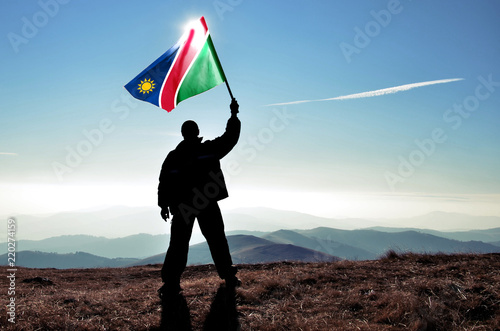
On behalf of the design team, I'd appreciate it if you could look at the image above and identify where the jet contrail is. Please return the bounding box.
[266,78,464,106]
[0,152,18,156]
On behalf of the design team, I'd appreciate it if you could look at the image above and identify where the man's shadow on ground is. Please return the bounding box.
[158,284,240,331]
[203,284,240,331]
[158,291,192,331]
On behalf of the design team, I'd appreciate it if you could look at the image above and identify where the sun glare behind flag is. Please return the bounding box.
[124,16,227,112]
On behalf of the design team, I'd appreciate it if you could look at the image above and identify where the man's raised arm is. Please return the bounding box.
[209,100,241,158]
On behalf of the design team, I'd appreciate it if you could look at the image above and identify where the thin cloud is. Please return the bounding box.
[0,152,18,156]
[266,78,464,106]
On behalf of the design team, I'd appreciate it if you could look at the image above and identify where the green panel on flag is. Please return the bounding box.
[177,35,226,105]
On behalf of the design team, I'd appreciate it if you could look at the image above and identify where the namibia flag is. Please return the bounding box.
[125,16,226,112]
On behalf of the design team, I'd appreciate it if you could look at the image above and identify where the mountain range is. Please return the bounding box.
[4,207,500,242]
[4,251,137,269]
[13,233,170,259]
[2,223,499,269]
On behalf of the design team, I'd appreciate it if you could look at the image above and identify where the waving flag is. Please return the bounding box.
[125,16,227,112]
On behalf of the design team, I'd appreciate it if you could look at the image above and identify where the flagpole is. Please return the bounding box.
[225,79,234,101]
[217,54,234,101]
[208,33,235,101]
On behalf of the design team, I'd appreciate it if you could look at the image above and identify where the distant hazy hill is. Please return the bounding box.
[367,227,500,243]
[7,206,500,242]
[7,209,500,260]
[5,206,167,240]
[232,244,338,264]
[16,234,169,259]
[406,211,500,231]
[227,235,338,264]
[4,226,500,268]
[128,235,339,267]
[3,208,500,269]
[296,228,500,256]
[0,251,138,268]
[263,229,376,260]
[222,208,375,231]
[224,208,500,232]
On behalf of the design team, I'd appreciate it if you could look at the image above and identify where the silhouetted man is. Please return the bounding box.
[158,100,241,299]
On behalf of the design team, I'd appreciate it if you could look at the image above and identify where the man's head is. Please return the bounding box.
[181,120,199,140]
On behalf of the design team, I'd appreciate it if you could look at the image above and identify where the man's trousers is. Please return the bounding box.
[161,202,236,285]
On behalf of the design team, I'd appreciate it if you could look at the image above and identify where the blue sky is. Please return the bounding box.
[1,0,499,219]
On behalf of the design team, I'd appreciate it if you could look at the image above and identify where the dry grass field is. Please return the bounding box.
[1,253,499,330]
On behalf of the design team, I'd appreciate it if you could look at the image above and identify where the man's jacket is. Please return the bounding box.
[158,116,241,214]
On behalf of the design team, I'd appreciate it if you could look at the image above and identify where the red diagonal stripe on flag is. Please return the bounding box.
[160,18,209,111]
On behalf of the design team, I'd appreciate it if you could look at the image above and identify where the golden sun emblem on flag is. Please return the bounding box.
[138,78,156,94]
